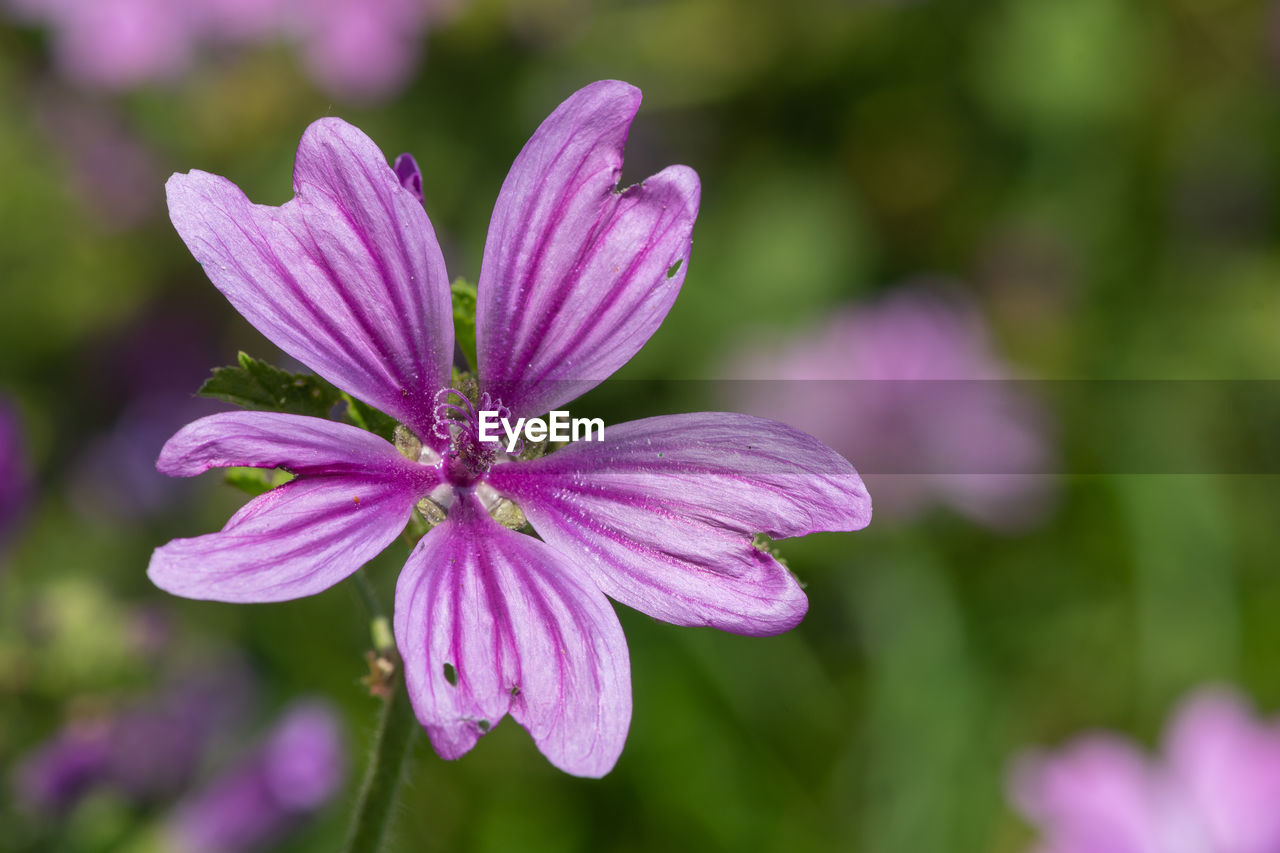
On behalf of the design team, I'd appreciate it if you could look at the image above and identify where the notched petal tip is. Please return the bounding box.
[164,170,191,207]
[646,162,701,200]
[395,500,631,777]
[166,117,454,438]
[476,83,702,419]
[165,169,247,238]
[734,548,810,636]
[164,167,209,198]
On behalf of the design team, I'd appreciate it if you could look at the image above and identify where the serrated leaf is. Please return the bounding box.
[198,352,342,419]
[451,278,478,371]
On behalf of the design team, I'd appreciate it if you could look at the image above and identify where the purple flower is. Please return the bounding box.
[149,81,870,776]
[105,665,256,801]
[730,285,1052,530]
[34,90,164,229]
[11,664,255,814]
[166,702,345,853]
[1010,688,1280,853]
[11,721,113,814]
[70,304,226,520]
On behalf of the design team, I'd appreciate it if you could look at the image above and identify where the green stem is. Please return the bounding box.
[344,570,417,853]
[344,675,418,853]
[353,570,395,653]
[352,569,385,621]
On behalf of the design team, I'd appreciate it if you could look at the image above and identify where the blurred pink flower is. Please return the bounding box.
[166,702,346,853]
[35,91,163,228]
[730,285,1053,530]
[4,0,451,100]
[287,0,442,103]
[12,664,256,814]
[1010,688,1280,853]
[51,0,196,88]
[70,303,225,521]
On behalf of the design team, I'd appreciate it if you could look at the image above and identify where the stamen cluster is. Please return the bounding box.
[431,388,511,485]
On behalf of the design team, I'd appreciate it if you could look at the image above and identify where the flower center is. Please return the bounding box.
[393,389,527,531]
[430,387,508,487]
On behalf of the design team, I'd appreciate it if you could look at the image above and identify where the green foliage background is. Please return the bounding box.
[4,0,1280,850]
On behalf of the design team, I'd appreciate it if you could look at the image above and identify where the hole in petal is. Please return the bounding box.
[509,685,521,696]
[666,259,683,279]
[477,719,491,733]
[443,662,458,686]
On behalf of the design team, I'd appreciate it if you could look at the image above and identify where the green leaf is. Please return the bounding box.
[198,352,342,418]
[198,352,405,442]
[451,278,478,371]
[342,393,399,442]
[224,466,294,496]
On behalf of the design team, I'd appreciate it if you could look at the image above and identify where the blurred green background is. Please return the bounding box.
[4,0,1280,850]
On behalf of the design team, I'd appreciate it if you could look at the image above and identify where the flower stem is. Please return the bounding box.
[352,569,386,624]
[343,569,417,853]
[344,674,418,853]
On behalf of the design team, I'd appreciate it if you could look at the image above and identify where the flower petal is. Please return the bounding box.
[487,413,871,636]
[1164,689,1280,852]
[475,80,700,418]
[166,118,453,438]
[1009,737,1161,853]
[394,493,630,777]
[156,411,424,480]
[149,477,414,603]
[149,412,427,603]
